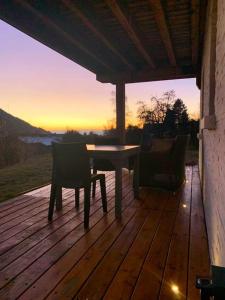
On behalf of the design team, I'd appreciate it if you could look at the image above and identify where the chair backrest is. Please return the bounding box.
[93,136,119,171]
[171,135,189,156]
[171,135,189,176]
[94,136,120,145]
[141,123,154,150]
[52,142,91,187]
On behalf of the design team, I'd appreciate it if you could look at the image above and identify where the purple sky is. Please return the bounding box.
[0,20,200,131]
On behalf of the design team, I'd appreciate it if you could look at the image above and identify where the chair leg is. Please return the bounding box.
[75,188,80,208]
[92,168,97,197]
[56,186,62,211]
[84,185,91,229]
[99,177,107,212]
[48,184,57,221]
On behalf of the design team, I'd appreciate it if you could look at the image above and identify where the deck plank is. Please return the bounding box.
[0,173,113,219]
[0,173,131,299]
[158,167,193,299]
[0,178,115,269]
[20,185,135,299]
[0,182,122,290]
[131,200,180,299]
[0,176,114,259]
[0,167,210,300]
[0,185,51,210]
[0,174,113,228]
[103,191,165,300]
[50,207,148,300]
[187,171,210,299]
[0,174,114,244]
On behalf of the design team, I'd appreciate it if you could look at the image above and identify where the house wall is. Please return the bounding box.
[201,0,225,267]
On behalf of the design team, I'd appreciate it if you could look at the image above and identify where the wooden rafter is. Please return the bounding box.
[196,0,208,88]
[0,1,201,82]
[149,0,176,66]
[62,0,134,71]
[191,0,200,66]
[105,0,156,68]
[18,0,114,72]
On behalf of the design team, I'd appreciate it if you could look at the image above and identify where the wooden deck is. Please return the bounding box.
[0,166,210,300]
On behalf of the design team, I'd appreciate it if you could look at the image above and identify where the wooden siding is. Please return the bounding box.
[0,166,209,299]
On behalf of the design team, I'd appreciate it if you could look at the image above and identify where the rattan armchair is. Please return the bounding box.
[138,135,189,190]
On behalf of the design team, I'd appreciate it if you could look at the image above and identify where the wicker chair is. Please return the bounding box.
[48,142,107,228]
[138,135,189,190]
[92,136,120,197]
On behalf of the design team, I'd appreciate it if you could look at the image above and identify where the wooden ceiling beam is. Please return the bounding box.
[149,0,176,66]
[196,0,208,88]
[97,66,195,84]
[18,0,114,72]
[62,0,134,71]
[105,0,156,68]
[191,0,200,66]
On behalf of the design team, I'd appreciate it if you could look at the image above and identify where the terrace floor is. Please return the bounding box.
[0,166,209,300]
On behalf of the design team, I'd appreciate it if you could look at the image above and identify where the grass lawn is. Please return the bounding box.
[0,153,52,203]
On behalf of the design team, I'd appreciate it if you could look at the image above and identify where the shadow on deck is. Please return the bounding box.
[0,166,210,299]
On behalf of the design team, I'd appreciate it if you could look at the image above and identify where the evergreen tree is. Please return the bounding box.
[164,108,176,136]
[172,99,189,133]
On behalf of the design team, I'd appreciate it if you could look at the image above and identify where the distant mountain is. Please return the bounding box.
[0,108,50,136]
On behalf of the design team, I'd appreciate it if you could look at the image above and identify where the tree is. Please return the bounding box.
[62,130,83,143]
[136,91,193,138]
[164,108,176,135]
[125,125,142,144]
[137,90,176,126]
[163,98,189,135]
[189,119,199,149]
[172,98,189,133]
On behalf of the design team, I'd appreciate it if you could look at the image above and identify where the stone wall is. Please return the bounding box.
[201,0,225,267]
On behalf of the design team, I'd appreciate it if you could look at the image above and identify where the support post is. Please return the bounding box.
[116,82,126,144]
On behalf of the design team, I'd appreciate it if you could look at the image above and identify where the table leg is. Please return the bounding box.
[133,154,140,198]
[114,160,123,218]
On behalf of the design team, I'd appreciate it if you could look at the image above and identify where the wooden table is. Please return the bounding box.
[87,145,140,217]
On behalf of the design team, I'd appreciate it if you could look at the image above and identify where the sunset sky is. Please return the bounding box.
[0,20,200,132]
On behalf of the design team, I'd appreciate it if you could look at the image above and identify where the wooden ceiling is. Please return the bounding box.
[0,0,207,84]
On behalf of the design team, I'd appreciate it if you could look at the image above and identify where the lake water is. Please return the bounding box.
[19,136,63,146]
[52,130,104,135]
[19,130,104,146]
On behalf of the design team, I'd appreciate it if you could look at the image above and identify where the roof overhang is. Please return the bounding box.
[0,0,207,85]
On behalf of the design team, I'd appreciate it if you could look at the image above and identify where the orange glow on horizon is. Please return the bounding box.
[26,113,139,132]
[31,118,106,132]
[0,20,200,133]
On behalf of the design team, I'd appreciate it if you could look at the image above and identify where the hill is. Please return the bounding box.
[0,108,50,136]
